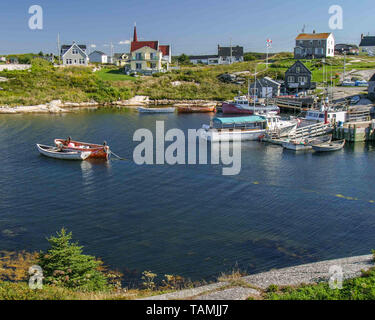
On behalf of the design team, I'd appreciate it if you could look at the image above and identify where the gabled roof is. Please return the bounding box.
[89,51,106,56]
[359,36,375,47]
[189,55,218,60]
[286,60,312,74]
[131,41,159,52]
[61,44,87,50]
[62,43,88,58]
[159,45,170,56]
[218,45,243,57]
[296,33,332,40]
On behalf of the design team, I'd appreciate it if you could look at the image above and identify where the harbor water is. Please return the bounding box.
[1,109,375,285]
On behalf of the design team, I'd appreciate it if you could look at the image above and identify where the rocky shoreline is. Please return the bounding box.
[0,96,220,114]
[142,254,374,300]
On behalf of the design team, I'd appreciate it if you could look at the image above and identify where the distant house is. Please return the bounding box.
[189,45,244,65]
[129,25,171,75]
[359,34,375,56]
[0,57,6,62]
[285,61,315,94]
[218,45,244,64]
[89,51,108,64]
[368,73,375,99]
[335,44,359,55]
[113,53,129,67]
[41,54,54,63]
[189,55,219,65]
[8,57,19,64]
[294,32,335,59]
[248,77,281,98]
[61,42,89,66]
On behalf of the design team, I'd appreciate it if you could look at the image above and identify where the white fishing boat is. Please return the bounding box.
[282,135,332,151]
[201,115,298,142]
[312,139,346,152]
[36,144,91,160]
[138,106,175,113]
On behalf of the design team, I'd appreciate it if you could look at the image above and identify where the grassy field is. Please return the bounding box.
[96,68,136,82]
[0,59,131,106]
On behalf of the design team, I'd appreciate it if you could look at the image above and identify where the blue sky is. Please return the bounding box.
[0,0,373,55]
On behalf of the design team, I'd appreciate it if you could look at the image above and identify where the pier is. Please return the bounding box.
[333,120,375,142]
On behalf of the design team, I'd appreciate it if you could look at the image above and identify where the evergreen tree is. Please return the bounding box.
[38,228,109,291]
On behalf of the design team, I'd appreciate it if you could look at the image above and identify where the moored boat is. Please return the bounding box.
[138,106,175,113]
[312,139,346,152]
[176,104,216,113]
[282,134,332,151]
[222,95,280,115]
[36,144,91,160]
[54,138,110,160]
[201,116,267,142]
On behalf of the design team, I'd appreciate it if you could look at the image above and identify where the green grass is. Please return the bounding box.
[96,68,136,82]
[0,59,131,106]
[266,252,375,300]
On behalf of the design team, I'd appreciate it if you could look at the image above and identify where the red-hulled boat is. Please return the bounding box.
[54,138,110,160]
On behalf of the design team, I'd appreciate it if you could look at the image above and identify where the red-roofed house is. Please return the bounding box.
[129,25,171,75]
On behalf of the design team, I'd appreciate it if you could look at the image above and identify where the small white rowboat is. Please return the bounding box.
[36,144,91,160]
[138,107,175,113]
[312,140,346,152]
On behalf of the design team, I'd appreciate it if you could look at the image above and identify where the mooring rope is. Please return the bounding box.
[110,150,129,161]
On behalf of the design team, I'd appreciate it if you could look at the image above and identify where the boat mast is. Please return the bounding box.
[253,64,257,113]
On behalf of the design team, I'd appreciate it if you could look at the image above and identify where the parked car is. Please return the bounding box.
[342,80,356,86]
[350,95,361,105]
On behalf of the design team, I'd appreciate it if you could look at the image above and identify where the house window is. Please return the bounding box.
[150,63,156,69]
[72,49,78,54]
[288,76,295,82]
[150,53,154,60]
[296,67,301,73]
[136,53,142,60]
[136,63,142,69]
[79,59,85,64]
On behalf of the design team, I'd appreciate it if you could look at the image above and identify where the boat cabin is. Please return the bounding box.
[233,96,251,105]
[305,110,347,123]
[211,116,267,130]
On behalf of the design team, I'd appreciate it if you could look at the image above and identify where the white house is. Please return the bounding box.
[88,51,108,64]
[294,32,335,59]
[61,42,89,66]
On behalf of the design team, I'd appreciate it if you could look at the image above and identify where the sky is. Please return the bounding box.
[0,0,373,56]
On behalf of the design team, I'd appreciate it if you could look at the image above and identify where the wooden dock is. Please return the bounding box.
[333,120,375,142]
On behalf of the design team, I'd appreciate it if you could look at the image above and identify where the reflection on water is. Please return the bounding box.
[0,110,375,284]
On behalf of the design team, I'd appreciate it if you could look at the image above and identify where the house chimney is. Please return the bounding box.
[133,23,138,42]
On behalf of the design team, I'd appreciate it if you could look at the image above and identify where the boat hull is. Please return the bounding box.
[177,105,216,113]
[138,107,175,113]
[312,140,346,152]
[222,103,280,115]
[54,139,109,160]
[37,144,91,160]
[201,129,266,142]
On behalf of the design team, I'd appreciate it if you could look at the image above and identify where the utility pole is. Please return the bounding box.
[57,33,61,65]
[230,38,232,64]
[343,52,346,81]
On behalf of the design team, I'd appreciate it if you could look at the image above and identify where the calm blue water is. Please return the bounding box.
[1,109,375,285]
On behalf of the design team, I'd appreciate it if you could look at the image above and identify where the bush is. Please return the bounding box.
[38,228,110,292]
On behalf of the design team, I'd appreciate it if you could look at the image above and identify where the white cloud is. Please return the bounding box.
[90,44,96,48]
[118,40,131,45]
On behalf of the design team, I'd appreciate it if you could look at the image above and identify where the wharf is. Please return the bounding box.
[333,120,375,142]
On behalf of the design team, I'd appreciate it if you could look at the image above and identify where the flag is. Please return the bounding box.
[266,39,272,48]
